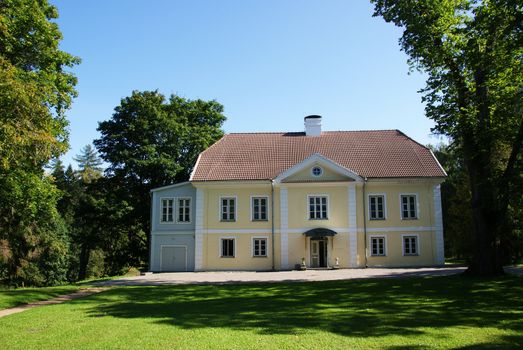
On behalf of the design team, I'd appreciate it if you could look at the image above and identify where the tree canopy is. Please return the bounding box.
[94,90,226,268]
[371,0,523,275]
[0,0,79,286]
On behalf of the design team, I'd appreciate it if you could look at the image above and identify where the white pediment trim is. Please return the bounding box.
[273,153,363,184]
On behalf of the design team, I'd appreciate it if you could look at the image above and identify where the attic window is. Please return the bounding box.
[311,166,323,177]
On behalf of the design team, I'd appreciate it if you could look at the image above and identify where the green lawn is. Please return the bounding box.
[0,275,522,349]
[0,285,80,310]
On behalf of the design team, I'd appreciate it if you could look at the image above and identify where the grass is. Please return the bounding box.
[0,268,141,310]
[0,285,81,310]
[1,275,522,349]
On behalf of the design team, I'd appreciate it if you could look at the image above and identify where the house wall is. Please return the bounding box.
[150,233,195,272]
[151,177,444,272]
[150,183,196,271]
[362,181,440,267]
[151,184,196,232]
[196,182,280,271]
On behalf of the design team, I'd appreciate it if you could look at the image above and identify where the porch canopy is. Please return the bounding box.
[303,228,337,239]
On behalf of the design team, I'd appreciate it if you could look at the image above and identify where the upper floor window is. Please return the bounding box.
[403,235,418,256]
[369,195,386,220]
[400,194,418,219]
[309,196,328,220]
[178,198,191,223]
[221,197,236,221]
[161,198,174,223]
[252,197,268,221]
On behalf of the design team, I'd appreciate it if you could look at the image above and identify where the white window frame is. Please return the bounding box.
[219,237,235,258]
[399,193,419,220]
[368,193,387,220]
[219,196,237,222]
[160,197,175,223]
[252,236,269,257]
[307,194,329,220]
[369,235,387,256]
[402,234,420,256]
[176,197,192,224]
[250,196,269,221]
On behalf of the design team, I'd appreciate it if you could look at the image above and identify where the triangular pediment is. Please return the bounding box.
[274,153,363,184]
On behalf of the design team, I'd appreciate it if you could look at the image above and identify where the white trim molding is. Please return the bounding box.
[151,181,192,193]
[365,226,434,233]
[273,153,363,183]
[348,184,357,267]
[433,185,445,265]
[280,186,289,269]
[194,188,204,270]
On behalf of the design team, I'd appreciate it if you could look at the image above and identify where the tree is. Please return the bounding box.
[0,0,79,286]
[431,144,473,260]
[94,90,226,268]
[371,0,523,275]
[74,144,103,182]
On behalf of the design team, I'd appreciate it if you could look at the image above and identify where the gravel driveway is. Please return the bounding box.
[98,266,473,286]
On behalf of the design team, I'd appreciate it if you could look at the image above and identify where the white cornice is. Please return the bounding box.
[150,181,192,192]
[273,153,363,184]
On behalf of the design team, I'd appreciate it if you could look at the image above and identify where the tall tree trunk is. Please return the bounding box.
[464,160,504,276]
[77,244,90,281]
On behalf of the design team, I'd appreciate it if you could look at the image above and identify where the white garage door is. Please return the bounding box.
[160,246,187,272]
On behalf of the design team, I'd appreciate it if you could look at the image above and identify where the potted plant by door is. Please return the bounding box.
[300,257,307,270]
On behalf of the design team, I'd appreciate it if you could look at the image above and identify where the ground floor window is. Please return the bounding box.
[403,235,418,256]
[370,236,386,256]
[221,238,235,258]
[252,238,267,257]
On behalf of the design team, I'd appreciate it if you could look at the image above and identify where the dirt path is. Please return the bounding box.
[0,287,108,318]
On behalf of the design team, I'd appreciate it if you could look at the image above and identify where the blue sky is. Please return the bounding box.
[52,0,444,167]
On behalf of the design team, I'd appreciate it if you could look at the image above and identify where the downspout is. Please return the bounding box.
[271,179,275,271]
[362,177,368,268]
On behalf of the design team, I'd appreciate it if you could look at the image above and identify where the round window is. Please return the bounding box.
[311,166,323,177]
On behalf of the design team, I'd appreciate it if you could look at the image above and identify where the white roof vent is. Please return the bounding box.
[304,115,322,136]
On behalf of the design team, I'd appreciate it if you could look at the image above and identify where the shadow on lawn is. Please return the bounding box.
[84,275,523,347]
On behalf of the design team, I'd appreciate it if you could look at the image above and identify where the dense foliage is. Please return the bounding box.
[0,0,79,286]
[94,91,226,269]
[371,0,523,275]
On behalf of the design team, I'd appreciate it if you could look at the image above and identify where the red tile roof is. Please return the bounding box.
[190,130,446,181]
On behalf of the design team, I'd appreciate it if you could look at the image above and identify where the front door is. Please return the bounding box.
[310,238,327,268]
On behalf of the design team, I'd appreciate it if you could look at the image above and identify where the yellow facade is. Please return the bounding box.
[193,172,444,270]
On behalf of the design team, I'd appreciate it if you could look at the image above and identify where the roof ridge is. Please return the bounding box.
[226,129,402,135]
